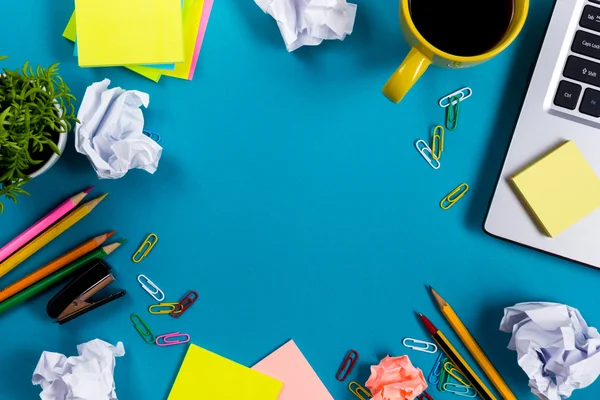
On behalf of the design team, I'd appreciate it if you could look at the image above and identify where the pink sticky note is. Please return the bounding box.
[188,0,214,80]
[253,340,334,400]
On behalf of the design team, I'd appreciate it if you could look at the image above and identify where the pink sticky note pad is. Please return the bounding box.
[253,340,334,400]
[188,0,214,80]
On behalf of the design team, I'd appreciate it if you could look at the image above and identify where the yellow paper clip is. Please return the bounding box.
[440,183,469,210]
[132,233,158,263]
[148,303,183,315]
[349,381,372,399]
[431,125,445,161]
[443,361,472,387]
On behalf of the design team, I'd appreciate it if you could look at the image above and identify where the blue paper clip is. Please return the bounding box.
[428,352,444,384]
[442,383,477,398]
[143,129,162,143]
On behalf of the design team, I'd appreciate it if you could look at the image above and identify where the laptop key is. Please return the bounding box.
[554,81,582,110]
[563,55,600,87]
[580,88,600,117]
[572,30,600,60]
[581,5,600,32]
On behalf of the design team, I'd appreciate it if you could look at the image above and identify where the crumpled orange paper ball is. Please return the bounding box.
[365,355,427,400]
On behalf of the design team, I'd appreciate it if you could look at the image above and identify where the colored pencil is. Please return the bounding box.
[0,187,93,263]
[0,240,125,315]
[418,312,497,400]
[0,231,115,302]
[430,287,516,400]
[0,194,108,279]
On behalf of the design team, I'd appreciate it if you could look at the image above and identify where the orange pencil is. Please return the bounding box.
[0,231,115,302]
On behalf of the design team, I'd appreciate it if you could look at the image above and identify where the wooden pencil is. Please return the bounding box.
[0,194,108,279]
[419,312,497,400]
[0,187,93,263]
[430,287,516,400]
[0,240,125,315]
[0,231,115,302]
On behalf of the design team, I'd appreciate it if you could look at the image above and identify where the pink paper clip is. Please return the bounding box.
[170,290,199,318]
[155,332,191,346]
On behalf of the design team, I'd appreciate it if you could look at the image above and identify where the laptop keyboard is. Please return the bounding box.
[554,4,600,117]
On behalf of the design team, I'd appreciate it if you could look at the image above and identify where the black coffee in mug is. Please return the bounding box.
[409,0,515,57]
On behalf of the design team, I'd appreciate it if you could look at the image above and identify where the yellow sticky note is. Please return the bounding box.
[62,13,77,41]
[168,344,283,400]
[63,12,162,82]
[75,0,184,67]
[511,141,600,237]
[133,0,205,80]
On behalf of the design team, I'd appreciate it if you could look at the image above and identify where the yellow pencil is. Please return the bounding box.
[430,286,516,400]
[0,194,108,279]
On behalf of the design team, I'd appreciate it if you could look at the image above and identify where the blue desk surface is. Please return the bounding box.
[1,1,597,399]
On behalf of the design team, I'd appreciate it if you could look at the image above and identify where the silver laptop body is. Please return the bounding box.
[485,0,600,268]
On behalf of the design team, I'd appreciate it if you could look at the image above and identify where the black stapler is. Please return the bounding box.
[47,259,126,324]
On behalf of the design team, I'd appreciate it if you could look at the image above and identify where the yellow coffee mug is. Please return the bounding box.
[383,0,529,103]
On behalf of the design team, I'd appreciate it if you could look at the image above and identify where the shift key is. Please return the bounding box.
[563,55,600,87]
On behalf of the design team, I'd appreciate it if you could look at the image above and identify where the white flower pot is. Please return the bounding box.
[28,131,68,179]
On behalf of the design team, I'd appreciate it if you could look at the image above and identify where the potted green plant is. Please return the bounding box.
[0,56,77,212]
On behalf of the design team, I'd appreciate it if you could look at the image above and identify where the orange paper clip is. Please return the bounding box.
[170,290,199,319]
[337,350,359,381]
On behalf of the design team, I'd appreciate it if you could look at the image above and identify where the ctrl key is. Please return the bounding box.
[554,81,581,110]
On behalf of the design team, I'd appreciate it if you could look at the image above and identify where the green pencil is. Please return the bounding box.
[0,240,125,315]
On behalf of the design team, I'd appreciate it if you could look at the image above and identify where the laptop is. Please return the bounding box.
[485,0,600,268]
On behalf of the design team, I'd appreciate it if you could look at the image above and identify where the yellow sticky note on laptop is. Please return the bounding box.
[167,344,283,400]
[75,0,184,67]
[511,141,600,237]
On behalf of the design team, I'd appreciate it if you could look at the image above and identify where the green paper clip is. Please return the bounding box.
[438,357,451,391]
[131,313,156,344]
[445,95,461,130]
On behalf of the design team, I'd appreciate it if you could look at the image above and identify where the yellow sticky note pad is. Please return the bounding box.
[75,0,184,67]
[168,344,283,400]
[511,141,600,237]
[63,12,161,82]
[134,0,206,80]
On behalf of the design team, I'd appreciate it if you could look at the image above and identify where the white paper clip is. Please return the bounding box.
[442,383,477,398]
[403,338,438,354]
[137,274,165,302]
[439,87,472,108]
[415,140,440,170]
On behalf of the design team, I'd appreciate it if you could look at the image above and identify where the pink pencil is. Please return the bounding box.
[0,187,94,263]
